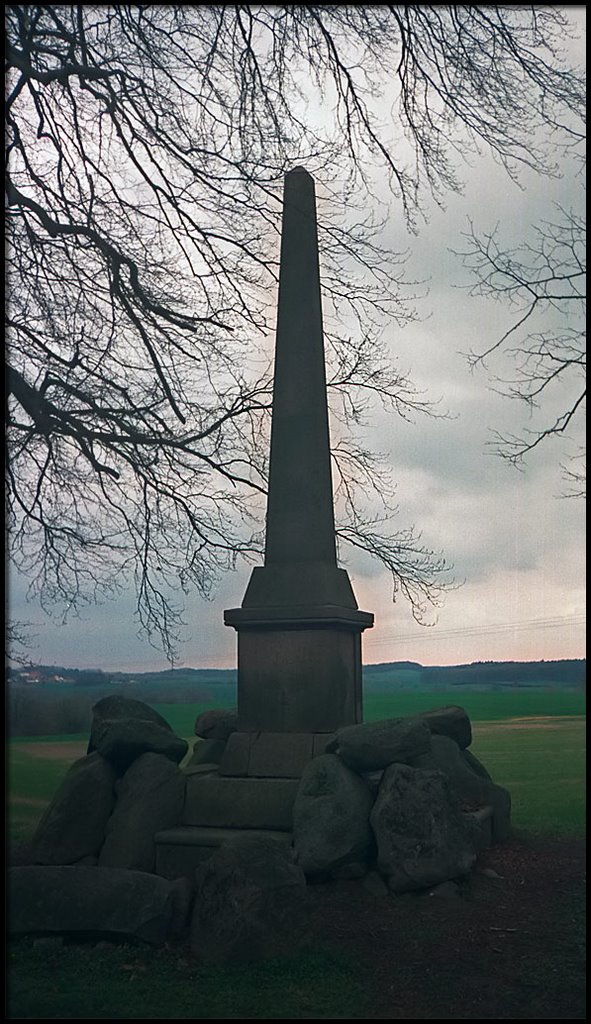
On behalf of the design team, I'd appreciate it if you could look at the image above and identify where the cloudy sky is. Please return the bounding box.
[8,7,586,672]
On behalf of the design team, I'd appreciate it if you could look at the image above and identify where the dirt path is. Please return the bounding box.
[473,715,585,732]
[14,741,88,761]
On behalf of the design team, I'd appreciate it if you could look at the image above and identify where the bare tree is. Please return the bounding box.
[4,620,39,666]
[458,205,586,495]
[6,6,586,657]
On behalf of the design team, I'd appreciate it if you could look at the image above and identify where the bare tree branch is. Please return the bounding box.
[457,207,586,488]
[5,6,586,657]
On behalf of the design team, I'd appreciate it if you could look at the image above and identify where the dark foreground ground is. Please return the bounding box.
[306,833,586,1019]
[7,834,586,1019]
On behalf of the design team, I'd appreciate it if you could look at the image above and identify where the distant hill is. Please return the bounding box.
[363,659,586,692]
[363,661,422,673]
[7,657,585,738]
[8,658,585,693]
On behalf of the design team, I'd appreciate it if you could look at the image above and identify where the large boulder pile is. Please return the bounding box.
[15,696,191,947]
[293,705,510,891]
[14,699,510,955]
[31,695,188,872]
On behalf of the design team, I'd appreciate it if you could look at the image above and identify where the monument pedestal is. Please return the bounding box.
[226,610,371,731]
[223,592,372,777]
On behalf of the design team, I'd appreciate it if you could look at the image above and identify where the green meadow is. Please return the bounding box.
[8,689,586,841]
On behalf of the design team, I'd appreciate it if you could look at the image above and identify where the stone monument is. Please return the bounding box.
[222,167,373,778]
[152,168,376,872]
[17,170,510,934]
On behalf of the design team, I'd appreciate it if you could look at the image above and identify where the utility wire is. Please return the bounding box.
[364,613,586,648]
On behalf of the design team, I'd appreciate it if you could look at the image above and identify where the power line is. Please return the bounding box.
[364,613,586,648]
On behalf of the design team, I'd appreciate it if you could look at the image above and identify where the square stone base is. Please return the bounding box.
[235,626,363,733]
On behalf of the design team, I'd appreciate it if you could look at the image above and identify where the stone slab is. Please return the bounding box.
[220,731,336,778]
[312,733,335,757]
[219,732,252,776]
[8,866,179,946]
[182,764,220,778]
[155,826,293,847]
[249,731,314,776]
[154,826,291,880]
[182,776,299,830]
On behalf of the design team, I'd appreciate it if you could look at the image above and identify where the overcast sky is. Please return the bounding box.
[8,7,586,672]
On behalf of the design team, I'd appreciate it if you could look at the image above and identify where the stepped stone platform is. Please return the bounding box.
[154,806,495,883]
[152,762,496,882]
[157,767,302,880]
[155,826,292,881]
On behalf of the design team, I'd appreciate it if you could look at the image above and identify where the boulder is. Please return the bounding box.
[190,834,308,963]
[88,695,173,753]
[462,747,493,781]
[326,717,431,772]
[370,763,479,893]
[407,735,511,841]
[194,708,238,741]
[91,718,188,773]
[417,706,472,749]
[8,865,180,946]
[292,754,375,877]
[31,752,116,865]
[99,753,186,872]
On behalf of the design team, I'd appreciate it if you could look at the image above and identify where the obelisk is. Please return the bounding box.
[224,168,373,777]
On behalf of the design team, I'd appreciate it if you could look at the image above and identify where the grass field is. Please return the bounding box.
[7,942,365,1019]
[7,690,586,841]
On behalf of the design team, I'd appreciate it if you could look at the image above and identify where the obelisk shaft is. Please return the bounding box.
[224,167,373,744]
[264,167,337,566]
